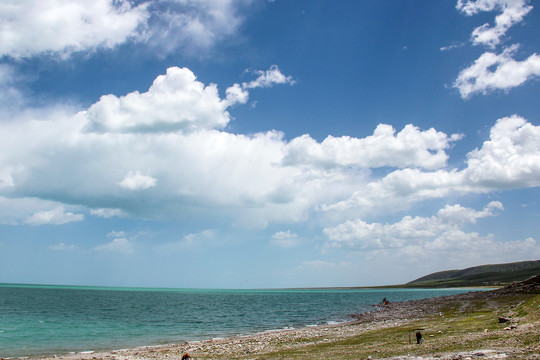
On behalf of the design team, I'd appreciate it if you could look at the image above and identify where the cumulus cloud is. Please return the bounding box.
[0,0,149,59]
[320,200,539,281]
[84,67,232,133]
[282,124,463,170]
[456,0,532,48]
[243,65,296,89]
[322,115,540,213]
[0,197,67,225]
[271,230,302,248]
[24,206,84,226]
[464,115,540,188]
[454,45,540,98]
[83,66,284,134]
[324,201,502,250]
[359,235,540,285]
[0,67,539,227]
[0,0,255,59]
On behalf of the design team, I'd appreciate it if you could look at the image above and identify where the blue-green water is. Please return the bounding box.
[0,284,480,357]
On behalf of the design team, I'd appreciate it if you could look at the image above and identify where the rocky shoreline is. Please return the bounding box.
[20,277,540,360]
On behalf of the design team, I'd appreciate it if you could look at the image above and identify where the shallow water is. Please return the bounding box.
[0,284,480,357]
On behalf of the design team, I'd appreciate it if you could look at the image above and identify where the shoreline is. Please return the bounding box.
[12,279,540,359]
[28,315,396,360]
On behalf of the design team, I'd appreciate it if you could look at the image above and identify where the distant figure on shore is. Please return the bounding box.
[416,331,422,344]
[379,297,389,306]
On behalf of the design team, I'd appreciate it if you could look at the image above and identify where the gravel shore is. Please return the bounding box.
[26,277,540,360]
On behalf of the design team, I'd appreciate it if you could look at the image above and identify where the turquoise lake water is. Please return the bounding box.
[0,284,480,357]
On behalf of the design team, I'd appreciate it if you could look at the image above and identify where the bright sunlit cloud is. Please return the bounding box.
[454,45,540,98]
[457,0,532,48]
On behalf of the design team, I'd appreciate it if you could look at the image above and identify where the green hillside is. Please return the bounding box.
[404,260,540,288]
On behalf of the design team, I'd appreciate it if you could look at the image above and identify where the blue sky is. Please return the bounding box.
[1,0,539,288]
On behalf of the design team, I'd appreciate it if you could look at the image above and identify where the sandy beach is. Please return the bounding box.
[27,277,540,360]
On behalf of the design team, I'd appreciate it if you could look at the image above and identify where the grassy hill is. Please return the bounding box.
[404,260,540,288]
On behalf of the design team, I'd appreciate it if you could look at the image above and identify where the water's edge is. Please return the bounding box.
[0,285,484,358]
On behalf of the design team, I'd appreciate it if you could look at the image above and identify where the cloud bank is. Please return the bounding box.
[0,67,539,228]
[0,0,252,59]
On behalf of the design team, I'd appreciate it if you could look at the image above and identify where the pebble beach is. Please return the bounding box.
[27,277,540,360]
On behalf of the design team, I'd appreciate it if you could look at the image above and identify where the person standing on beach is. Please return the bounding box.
[416,331,422,344]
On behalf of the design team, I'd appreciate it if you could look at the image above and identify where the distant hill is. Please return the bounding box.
[405,260,540,288]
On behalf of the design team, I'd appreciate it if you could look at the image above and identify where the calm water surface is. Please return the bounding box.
[0,284,481,357]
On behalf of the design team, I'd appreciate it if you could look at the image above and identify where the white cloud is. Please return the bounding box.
[84,67,232,133]
[282,124,463,170]
[456,0,532,48]
[1,67,539,227]
[243,65,296,89]
[0,197,67,225]
[464,115,540,189]
[322,201,540,279]
[0,0,255,59]
[24,206,84,226]
[119,171,157,191]
[322,115,540,214]
[360,235,540,284]
[271,230,302,248]
[83,66,284,134]
[94,237,134,254]
[0,0,149,59]
[324,202,502,250]
[225,83,249,106]
[454,45,540,98]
